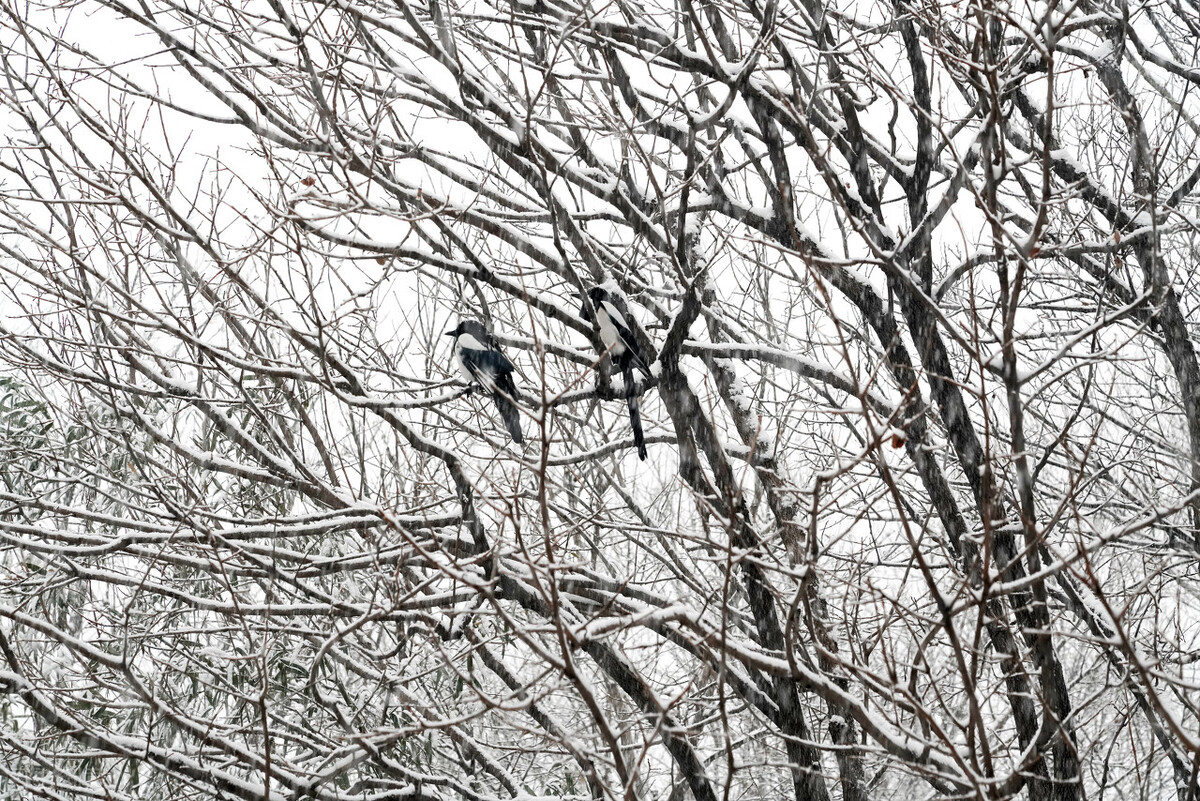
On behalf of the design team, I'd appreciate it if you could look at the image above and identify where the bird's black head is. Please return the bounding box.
[445,319,488,342]
[579,286,609,321]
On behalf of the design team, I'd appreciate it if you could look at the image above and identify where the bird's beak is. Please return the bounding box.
[444,329,456,337]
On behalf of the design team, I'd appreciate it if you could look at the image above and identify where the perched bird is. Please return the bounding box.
[581,286,652,460]
[445,320,523,444]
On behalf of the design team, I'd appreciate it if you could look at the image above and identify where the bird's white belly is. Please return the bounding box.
[456,350,478,384]
[597,314,626,357]
[455,333,497,387]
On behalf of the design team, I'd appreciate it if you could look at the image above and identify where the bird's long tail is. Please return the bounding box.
[623,360,647,460]
[493,375,524,444]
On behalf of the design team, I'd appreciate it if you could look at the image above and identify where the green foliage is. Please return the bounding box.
[0,377,51,493]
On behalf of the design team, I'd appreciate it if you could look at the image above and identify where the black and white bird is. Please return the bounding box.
[445,320,523,444]
[581,286,652,460]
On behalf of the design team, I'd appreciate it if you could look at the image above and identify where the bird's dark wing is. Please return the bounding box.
[472,347,515,377]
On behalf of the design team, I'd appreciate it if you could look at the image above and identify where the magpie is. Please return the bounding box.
[445,320,523,444]
[581,286,651,460]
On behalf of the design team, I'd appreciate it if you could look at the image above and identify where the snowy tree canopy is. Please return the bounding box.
[0,0,1199,798]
